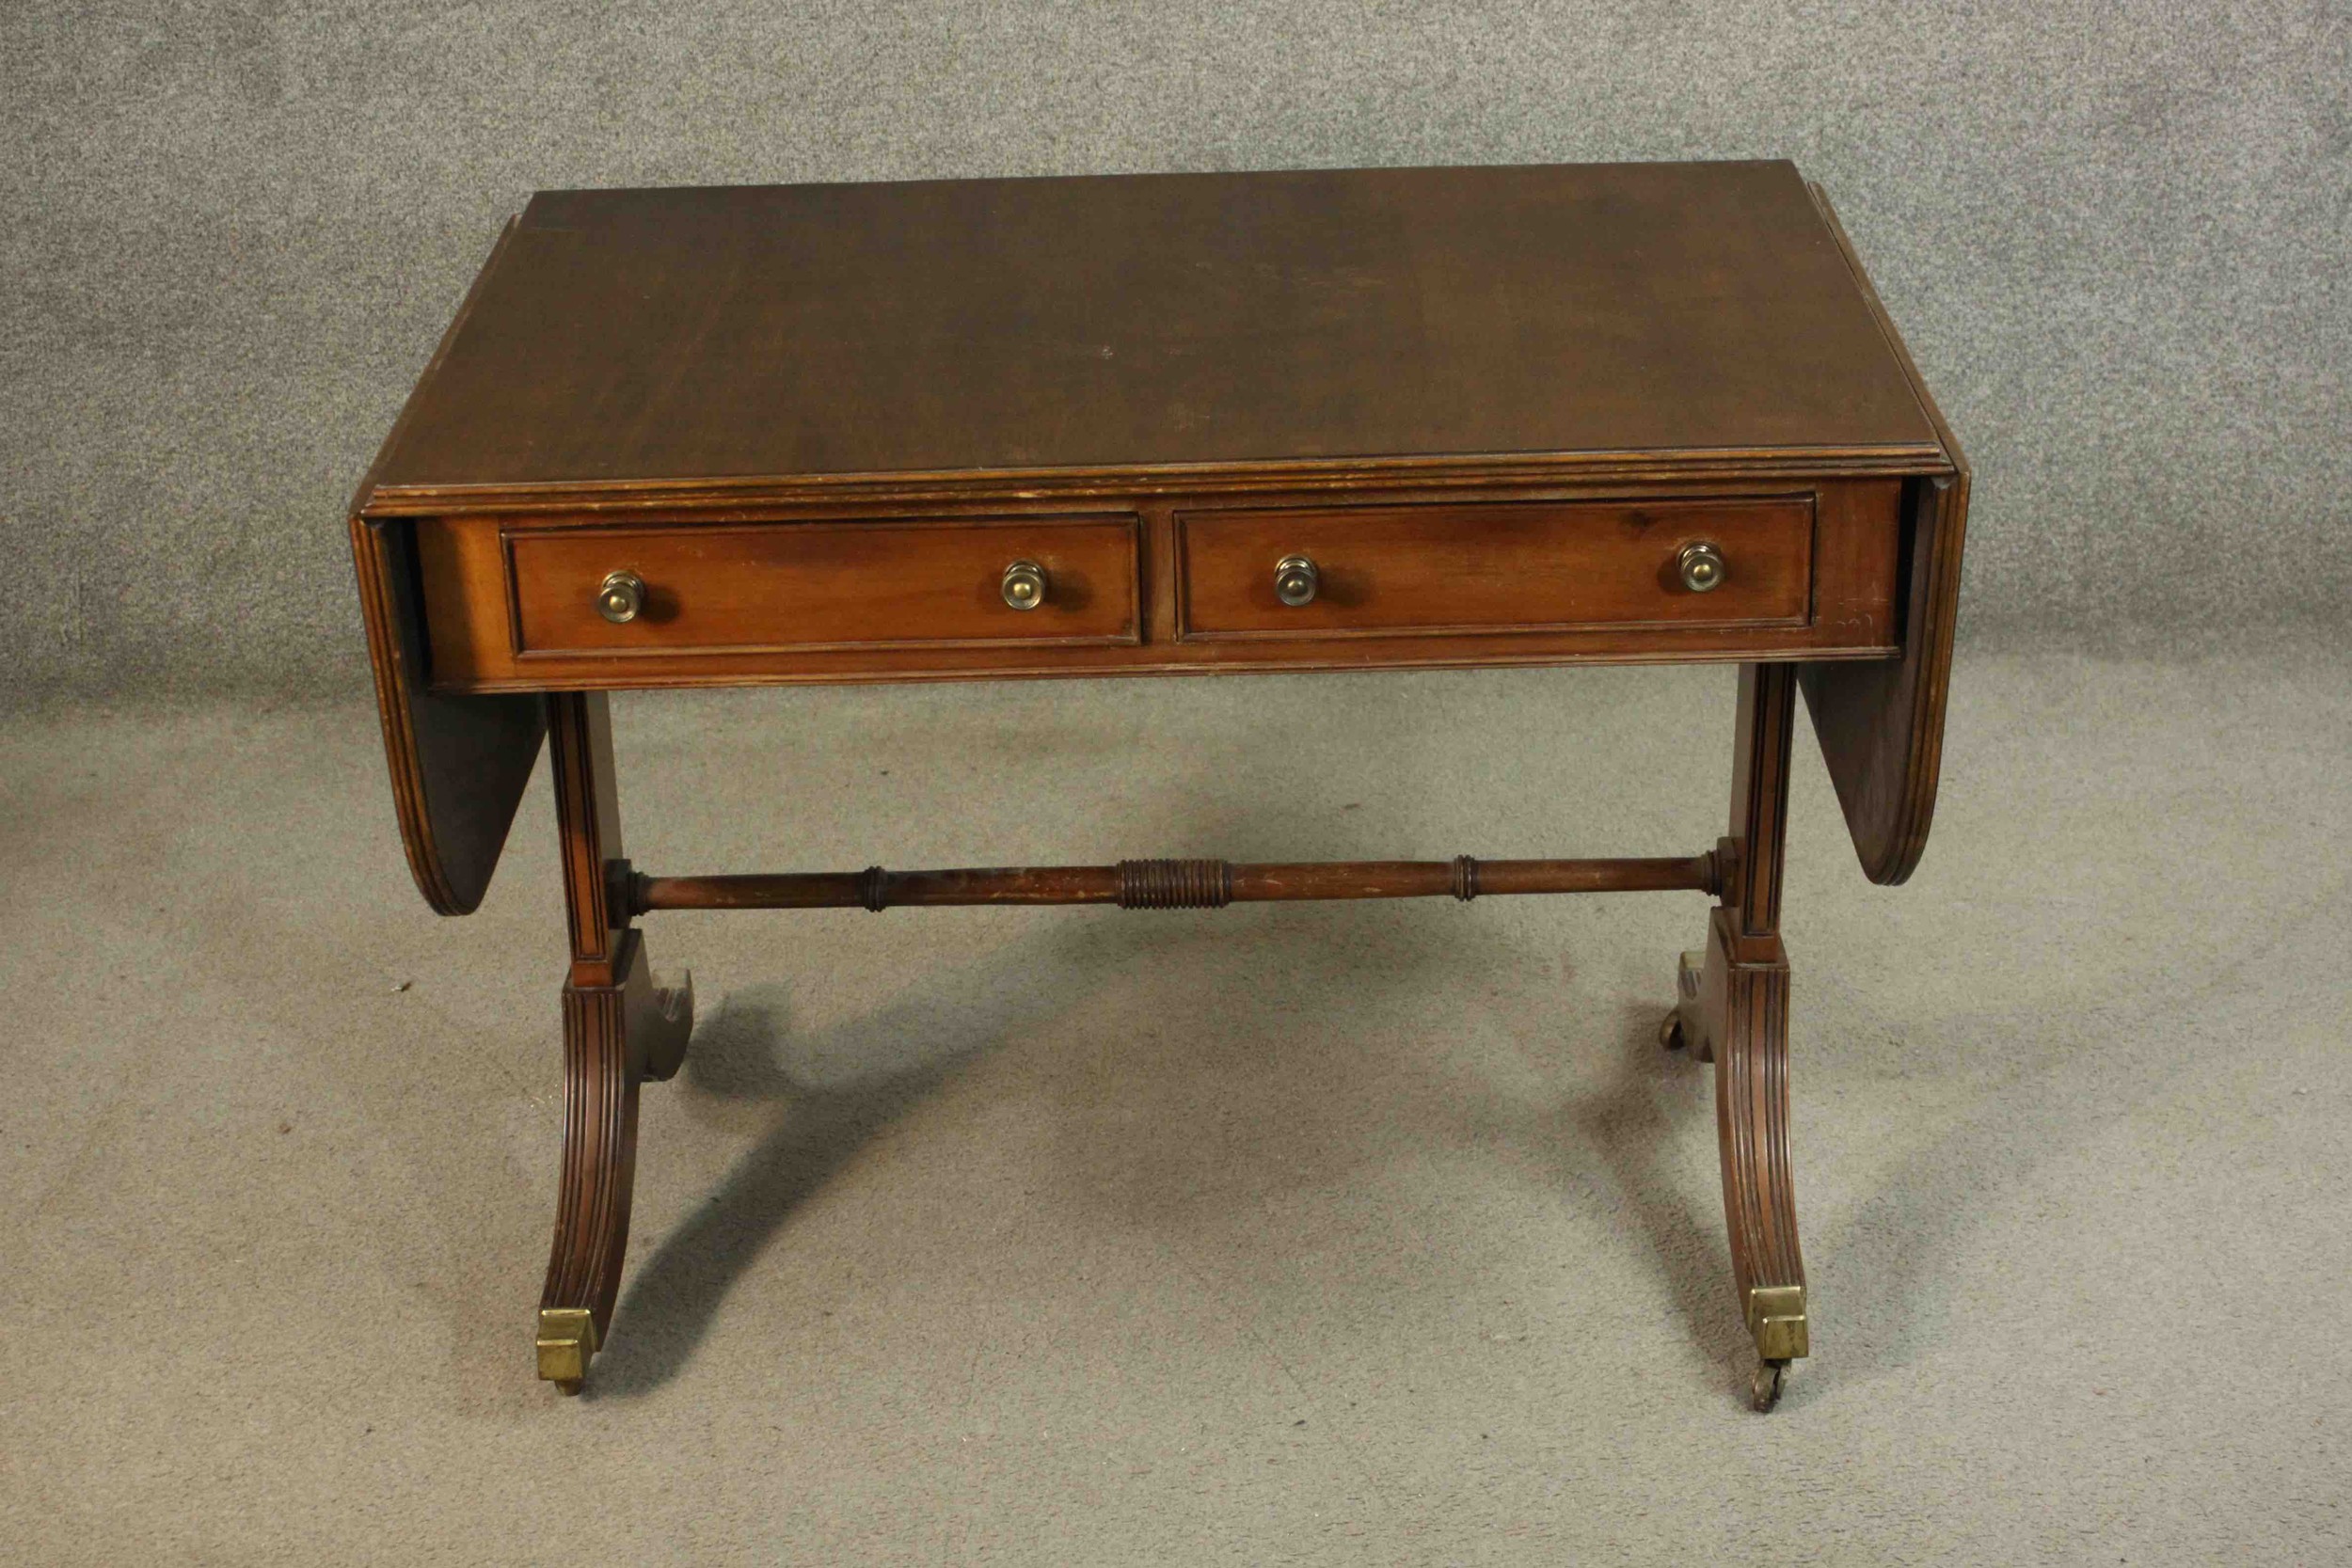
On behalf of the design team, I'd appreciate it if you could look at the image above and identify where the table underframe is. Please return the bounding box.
[530,664,1810,1413]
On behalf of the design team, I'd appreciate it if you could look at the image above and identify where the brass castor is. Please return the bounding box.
[1752,1359,1788,1413]
[1658,1010,1686,1051]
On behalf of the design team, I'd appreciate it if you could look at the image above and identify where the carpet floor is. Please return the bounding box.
[3,646,2345,1564]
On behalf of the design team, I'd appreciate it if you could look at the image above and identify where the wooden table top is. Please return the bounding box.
[367,161,1942,503]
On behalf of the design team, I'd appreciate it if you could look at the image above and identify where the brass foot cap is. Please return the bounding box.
[1745,1284,1809,1362]
[1676,950,1705,1003]
[536,1307,600,1386]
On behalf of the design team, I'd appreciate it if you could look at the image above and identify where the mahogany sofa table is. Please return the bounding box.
[350,160,1967,1412]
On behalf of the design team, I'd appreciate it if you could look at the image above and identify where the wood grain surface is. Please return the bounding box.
[365,162,1941,500]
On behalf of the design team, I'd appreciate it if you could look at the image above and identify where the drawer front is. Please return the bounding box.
[507,514,1140,657]
[1176,496,1813,640]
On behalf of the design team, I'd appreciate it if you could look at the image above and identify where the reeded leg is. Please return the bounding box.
[535,693,692,1393]
[1704,910,1806,1410]
[1666,665,1808,1410]
[537,953,640,1391]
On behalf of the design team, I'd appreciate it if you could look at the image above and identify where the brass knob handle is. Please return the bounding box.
[1274,554,1320,607]
[1677,542,1726,594]
[1001,560,1047,610]
[596,570,646,624]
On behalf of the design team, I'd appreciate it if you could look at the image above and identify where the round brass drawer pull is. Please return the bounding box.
[1001,559,1047,610]
[1677,541,1726,594]
[596,570,646,624]
[1274,554,1320,607]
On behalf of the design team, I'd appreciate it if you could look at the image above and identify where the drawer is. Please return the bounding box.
[506,514,1141,657]
[1175,496,1813,640]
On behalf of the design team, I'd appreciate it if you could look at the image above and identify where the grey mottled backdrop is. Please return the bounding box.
[4,1,2345,701]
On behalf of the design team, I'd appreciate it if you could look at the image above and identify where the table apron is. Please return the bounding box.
[405,477,1911,690]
